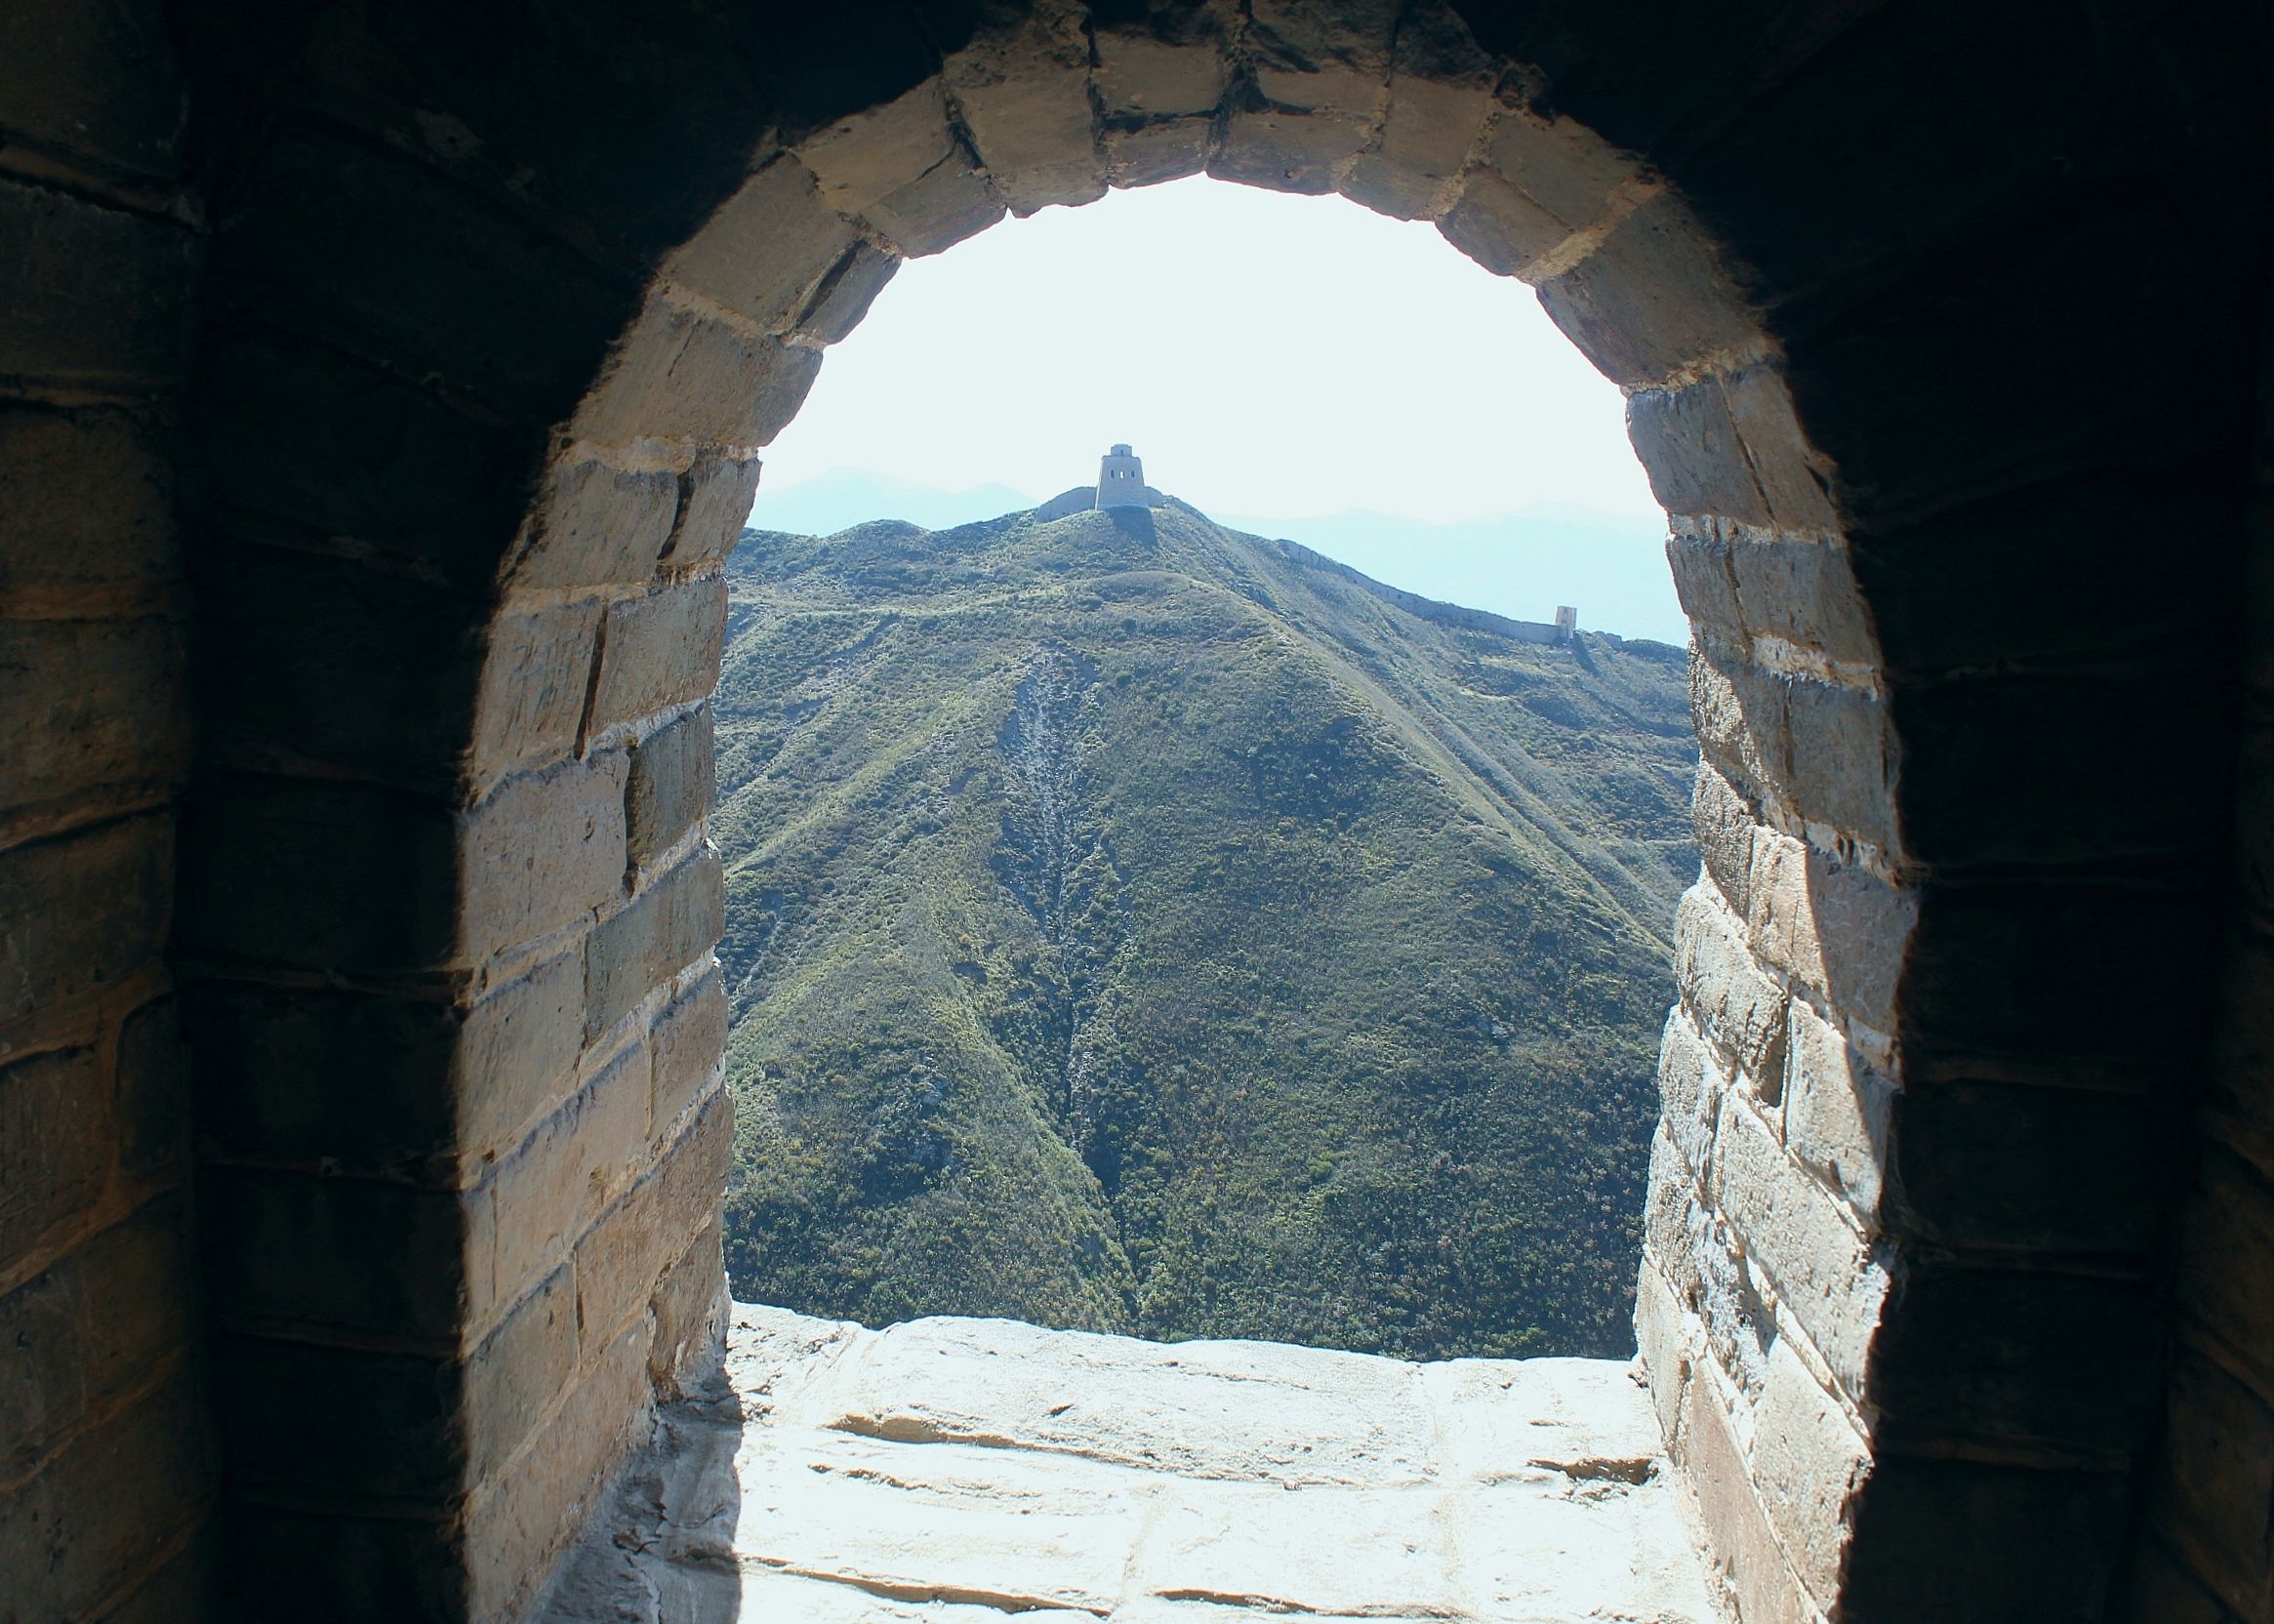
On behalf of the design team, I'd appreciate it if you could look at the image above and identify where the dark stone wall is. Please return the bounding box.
[0,2,2265,1619]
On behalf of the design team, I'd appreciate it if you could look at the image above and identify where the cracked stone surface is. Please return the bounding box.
[543,1303,1723,1622]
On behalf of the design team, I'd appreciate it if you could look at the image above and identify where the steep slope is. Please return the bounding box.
[712,502,1694,1360]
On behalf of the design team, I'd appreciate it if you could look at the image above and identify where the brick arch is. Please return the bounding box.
[3,2,2263,1621]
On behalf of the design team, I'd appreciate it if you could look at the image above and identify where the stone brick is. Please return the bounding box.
[2175,1146,2274,1399]
[1480,108,1636,238]
[1436,171,1569,278]
[1691,759,1755,914]
[1885,1081,2178,1257]
[467,1265,579,1484]
[1688,638,1784,796]
[212,1331,465,1503]
[586,847,725,1041]
[1675,1364,1817,1624]
[788,241,901,347]
[864,152,1005,257]
[192,540,484,791]
[1729,537,1874,669]
[1633,380,1769,530]
[1852,468,2230,681]
[1643,1119,1709,1320]
[570,1094,729,1372]
[1094,14,1233,184]
[115,993,185,1176]
[1632,1253,1692,1446]
[468,597,603,782]
[178,767,613,977]
[1752,1334,1869,1609]
[0,1372,209,1624]
[0,404,176,595]
[0,0,185,179]
[195,331,539,590]
[1780,198,2241,536]
[1103,115,1215,189]
[0,812,170,1026]
[795,80,1004,256]
[1209,9,1382,198]
[1094,12,1233,117]
[660,456,764,574]
[1901,882,2213,1078]
[223,1502,462,1620]
[1663,521,1745,639]
[568,294,823,450]
[188,952,584,1174]
[503,457,679,592]
[205,119,635,422]
[650,967,726,1137]
[1781,999,1890,1221]
[1709,1094,1886,1399]
[487,1040,653,1314]
[649,1219,727,1396]
[0,176,194,386]
[1894,658,2228,873]
[796,80,962,217]
[0,1043,106,1262]
[627,705,714,871]
[461,750,629,960]
[663,155,857,333]
[198,1165,470,1345]
[1675,883,1788,1084]
[1245,0,1397,116]
[0,1196,189,1475]
[1871,1267,2167,1457]
[1719,365,1843,537]
[466,1318,649,1622]
[1745,828,1914,1035]
[2145,1342,2274,1614]
[942,11,1106,214]
[1654,1005,1724,1172]
[1635,368,1843,544]
[589,574,729,736]
[1781,675,1896,855]
[1538,195,1762,389]
[1340,67,1492,222]
[1842,1456,2132,1624]
[0,616,183,814]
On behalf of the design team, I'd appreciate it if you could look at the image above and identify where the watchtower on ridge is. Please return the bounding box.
[1097,444,1148,508]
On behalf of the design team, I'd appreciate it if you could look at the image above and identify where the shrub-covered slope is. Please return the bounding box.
[713,501,1694,1360]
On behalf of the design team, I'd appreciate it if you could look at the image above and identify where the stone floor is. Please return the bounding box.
[545,1303,1724,1623]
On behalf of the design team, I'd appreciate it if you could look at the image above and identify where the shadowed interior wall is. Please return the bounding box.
[0,6,213,1617]
[0,2,2267,1621]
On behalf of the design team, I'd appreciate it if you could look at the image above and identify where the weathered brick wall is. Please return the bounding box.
[0,3,216,1617]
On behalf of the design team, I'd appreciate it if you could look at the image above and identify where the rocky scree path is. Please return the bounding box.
[545,1304,1721,1621]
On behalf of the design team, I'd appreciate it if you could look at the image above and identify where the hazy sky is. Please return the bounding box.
[759,176,1662,523]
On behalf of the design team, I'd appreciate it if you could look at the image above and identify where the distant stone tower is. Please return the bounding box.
[1097,443,1148,508]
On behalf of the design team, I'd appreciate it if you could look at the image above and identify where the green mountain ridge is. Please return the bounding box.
[713,500,1695,1360]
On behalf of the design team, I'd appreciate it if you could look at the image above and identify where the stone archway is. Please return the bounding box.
[2,2,2264,1621]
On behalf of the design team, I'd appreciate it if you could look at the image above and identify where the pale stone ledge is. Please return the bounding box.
[545,1303,1722,1622]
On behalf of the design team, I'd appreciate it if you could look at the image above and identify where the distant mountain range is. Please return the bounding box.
[711,500,1697,1360]
[746,468,1687,645]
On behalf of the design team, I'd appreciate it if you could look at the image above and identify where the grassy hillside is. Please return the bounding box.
[713,501,1694,1360]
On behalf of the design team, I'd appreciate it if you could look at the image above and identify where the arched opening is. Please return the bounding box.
[4,3,2265,1622]
[714,172,1692,1366]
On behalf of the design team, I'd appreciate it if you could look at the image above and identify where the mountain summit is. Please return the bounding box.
[712,498,1694,1360]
